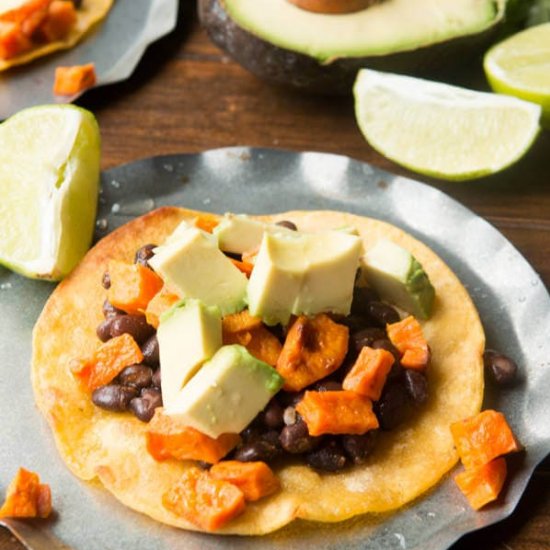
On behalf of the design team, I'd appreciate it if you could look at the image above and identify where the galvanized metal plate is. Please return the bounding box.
[0,0,179,119]
[1,147,549,550]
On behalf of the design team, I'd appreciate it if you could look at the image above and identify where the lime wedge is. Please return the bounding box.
[484,22,550,127]
[0,105,101,281]
[353,69,541,181]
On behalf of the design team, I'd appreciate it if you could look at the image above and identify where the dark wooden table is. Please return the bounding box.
[1,4,548,549]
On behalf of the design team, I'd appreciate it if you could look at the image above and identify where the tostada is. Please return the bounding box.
[0,0,113,71]
[32,206,485,534]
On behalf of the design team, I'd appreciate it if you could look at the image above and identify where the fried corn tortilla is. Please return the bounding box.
[31,206,485,535]
[0,0,113,71]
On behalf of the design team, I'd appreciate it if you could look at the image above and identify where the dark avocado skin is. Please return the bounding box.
[199,0,503,95]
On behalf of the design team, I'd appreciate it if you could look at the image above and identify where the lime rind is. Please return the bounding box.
[353,69,541,181]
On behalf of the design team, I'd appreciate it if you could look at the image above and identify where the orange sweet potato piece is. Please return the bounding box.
[343,346,394,400]
[222,309,263,334]
[194,214,219,233]
[223,325,282,367]
[0,24,32,59]
[146,409,240,464]
[454,457,507,510]
[71,333,143,391]
[296,390,379,436]
[53,63,96,96]
[0,468,51,519]
[450,410,522,469]
[230,258,254,278]
[41,0,77,41]
[276,314,349,392]
[107,260,163,315]
[163,467,245,531]
[210,461,280,502]
[0,0,50,24]
[145,288,179,328]
[387,316,430,370]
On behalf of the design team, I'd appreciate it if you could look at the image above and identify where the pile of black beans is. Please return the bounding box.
[92,244,162,422]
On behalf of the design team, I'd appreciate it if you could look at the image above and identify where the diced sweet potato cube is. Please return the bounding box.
[146,409,240,463]
[210,460,280,502]
[0,0,50,24]
[0,468,52,519]
[229,258,254,278]
[276,314,349,392]
[450,410,522,469]
[162,467,245,531]
[194,214,219,233]
[145,287,179,328]
[454,457,507,510]
[0,24,32,59]
[387,316,430,370]
[40,1,77,42]
[53,63,96,96]
[343,346,394,400]
[223,325,282,367]
[296,390,379,436]
[71,333,143,391]
[107,260,164,315]
[222,309,263,334]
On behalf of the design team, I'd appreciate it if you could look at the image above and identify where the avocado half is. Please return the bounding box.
[199,0,508,94]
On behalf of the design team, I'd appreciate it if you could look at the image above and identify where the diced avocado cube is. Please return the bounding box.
[149,226,248,316]
[158,299,222,410]
[362,238,435,319]
[213,213,294,255]
[247,230,362,325]
[165,345,284,438]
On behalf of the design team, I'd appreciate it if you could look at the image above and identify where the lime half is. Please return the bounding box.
[484,22,550,127]
[353,69,541,181]
[0,105,101,281]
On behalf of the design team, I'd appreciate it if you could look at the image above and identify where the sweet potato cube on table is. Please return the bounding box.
[71,333,143,391]
[210,461,280,502]
[146,409,240,463]
[0,468,52,519]
[107,260,163,315]
[145,288,179,328]
[454,457,507,510]
[450,410,521,469]
[343,346,395,400]
[53,63,96,96]
[223,325,282,367]
[296,390,379,436]
[386,316,429,370]
[163,467,245,531]
[276,314,349,392]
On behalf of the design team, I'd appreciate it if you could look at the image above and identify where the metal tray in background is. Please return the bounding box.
[1,147,549,550]
[0,0,179,119]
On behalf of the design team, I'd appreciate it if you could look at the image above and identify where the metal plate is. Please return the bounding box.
[1,147,549,550]
[0,0,178,119]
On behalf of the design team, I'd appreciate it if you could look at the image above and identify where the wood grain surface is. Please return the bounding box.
[1,3,548,549]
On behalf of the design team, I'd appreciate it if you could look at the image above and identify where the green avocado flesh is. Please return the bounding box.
[223,0,504,62]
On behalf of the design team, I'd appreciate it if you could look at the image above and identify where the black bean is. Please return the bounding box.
[110,315,155,345]
[311,380,342,392]
[403,369,428,405]
[129,387,162,422]
[483,350,518,385]
[386,361,405,382]
[96,319,114,342]
[342,432,378,464]
[263,399,284,429]
[352,328,386,355]
[306,439,347,472]
[118,364,153,390]
[276,220,297,231]
[279,418,320,454]
[101,271,111,289]
[371,339,402,362]
[134,244,157,269]
[141,335,160,367]
[240,424,263,443]
[366,302,400,327]
[151,368,161,389]
[233,439,279,462]
[375,383,409,431]
[92,384,138,412]
[102,299,124,319]
[351,286,380,316]
[278,391,304,408]
[337,314,372,334]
